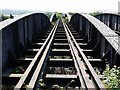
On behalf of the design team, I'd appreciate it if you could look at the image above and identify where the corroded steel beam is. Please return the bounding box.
[70,13,120,66]
[0,13,50,69]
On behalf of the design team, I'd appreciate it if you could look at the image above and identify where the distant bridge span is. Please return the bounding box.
[95,13,120,35]
[70,13,120,66]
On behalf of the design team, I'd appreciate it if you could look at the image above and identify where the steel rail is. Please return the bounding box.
[62,19,106,89]
[14,20,59,90]
[63,20,95,89]
[69,41,86,89]
[26,20,59,89]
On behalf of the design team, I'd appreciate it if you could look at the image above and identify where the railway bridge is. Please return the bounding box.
[0,12,120,90]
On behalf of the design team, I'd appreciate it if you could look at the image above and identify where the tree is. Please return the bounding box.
[68,12,74,16]
[89,11,102,16]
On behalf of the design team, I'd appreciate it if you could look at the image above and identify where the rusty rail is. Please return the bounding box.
[14,20,59,90]
[63,19,106,89]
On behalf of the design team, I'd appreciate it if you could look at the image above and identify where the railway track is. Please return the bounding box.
[2,19,106,90]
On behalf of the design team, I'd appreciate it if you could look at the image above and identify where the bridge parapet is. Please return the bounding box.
[66,14,71,22]
[50,13,57,22]
[95,13,120,34]
[70,13,120,66]
[0,13,50,69]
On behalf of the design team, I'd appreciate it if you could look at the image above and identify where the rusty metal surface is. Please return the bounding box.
[81,14,120,55]
[63,20,105,89]
[0,13,50,30]
[14,20,59,89]
[95,13,120,34]
[70,13,120,63]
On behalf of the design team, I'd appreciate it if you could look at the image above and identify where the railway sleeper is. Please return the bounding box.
[50,49,71,56]
[52,43,70,49]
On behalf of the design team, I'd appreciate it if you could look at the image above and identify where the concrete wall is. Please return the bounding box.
[0,13,50,69]
[70,13,120,66]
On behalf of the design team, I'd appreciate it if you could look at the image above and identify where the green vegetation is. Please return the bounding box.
[68,12,74,16]
[102,65,120,89]
[63,16,69,23]
[0,9,35,15]
[0,9,54,21]
[15,66,25,73]
[55,12,62,19]
[45,12,52,18]
[89,11,102,16]
[39,79,46,89]
[0,14,10,21]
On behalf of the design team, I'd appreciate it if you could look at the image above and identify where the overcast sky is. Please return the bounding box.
[0,0,119,13]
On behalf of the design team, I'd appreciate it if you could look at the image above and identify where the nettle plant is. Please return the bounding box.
[102,65,120,89]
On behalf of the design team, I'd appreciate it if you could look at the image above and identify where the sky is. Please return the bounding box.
[0,0,119,13]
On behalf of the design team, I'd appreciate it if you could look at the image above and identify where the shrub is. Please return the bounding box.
[102,65,120,89]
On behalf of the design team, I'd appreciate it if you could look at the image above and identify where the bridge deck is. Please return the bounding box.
[1,13,120,90]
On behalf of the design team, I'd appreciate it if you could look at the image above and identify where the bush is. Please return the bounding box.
[102,65,120,89]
